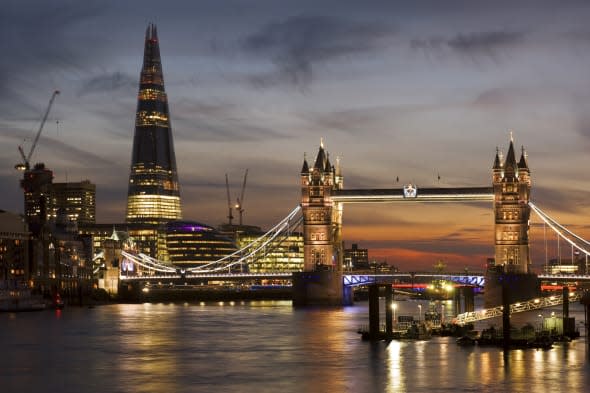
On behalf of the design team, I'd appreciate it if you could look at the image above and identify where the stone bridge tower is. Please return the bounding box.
[493,137,531,273]
[300,140,343,271]
[293,140,346,306]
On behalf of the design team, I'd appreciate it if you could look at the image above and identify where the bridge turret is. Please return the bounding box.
[518,146,531,186]
[492,147,503,183]
[493,136,531,274]
[301,153,309,175]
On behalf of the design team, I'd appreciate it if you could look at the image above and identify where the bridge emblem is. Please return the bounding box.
[403,184,417,198]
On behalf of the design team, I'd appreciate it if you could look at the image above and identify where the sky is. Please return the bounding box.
[1,0,590,272]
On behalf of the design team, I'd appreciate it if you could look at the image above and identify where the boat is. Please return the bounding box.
[402,322,431,340]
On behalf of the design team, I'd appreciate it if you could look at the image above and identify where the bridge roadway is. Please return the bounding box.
[331,187,494,203]
[120,272,590,287]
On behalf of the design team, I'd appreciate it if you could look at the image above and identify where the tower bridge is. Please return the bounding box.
[117,137,590,310]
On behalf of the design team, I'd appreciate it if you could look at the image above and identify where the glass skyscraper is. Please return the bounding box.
[126,24,182,224]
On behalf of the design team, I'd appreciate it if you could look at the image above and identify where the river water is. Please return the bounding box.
[2,298,590,393]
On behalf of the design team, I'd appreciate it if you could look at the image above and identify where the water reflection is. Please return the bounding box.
[386,340,405,392]
[1,301,590,393]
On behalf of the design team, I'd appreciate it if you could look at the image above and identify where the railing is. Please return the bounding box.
[455,292,581,325]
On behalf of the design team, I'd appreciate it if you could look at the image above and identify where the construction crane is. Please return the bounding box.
[225,173,234,225]
[235,169,248,226]
[15,90,60,171]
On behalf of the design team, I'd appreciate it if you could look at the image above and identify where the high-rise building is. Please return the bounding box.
[21,163,53,236]
[126,24,182,225]
[51,180,96,225]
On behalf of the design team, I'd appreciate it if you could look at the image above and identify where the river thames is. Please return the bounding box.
[2,299,590,393]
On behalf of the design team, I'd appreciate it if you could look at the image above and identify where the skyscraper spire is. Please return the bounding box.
[126,24,182,224]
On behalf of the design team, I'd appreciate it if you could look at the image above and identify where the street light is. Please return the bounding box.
[418,304,422,322]
[538,314,544,330]
[391,302,398,329]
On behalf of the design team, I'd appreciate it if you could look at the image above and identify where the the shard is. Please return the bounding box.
[126,24,182,224]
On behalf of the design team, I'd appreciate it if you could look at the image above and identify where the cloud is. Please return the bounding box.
[171,99,292,142]
[78,72,136,96]
[448,31,525,54]
[411,30,526,62]
[241,14,396,88]
[0,126,114,169]
[572,93,590,141]
[532,185,587,215]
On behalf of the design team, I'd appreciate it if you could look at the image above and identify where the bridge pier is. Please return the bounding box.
[453,286,475,315]
[484,269,540,308]
[292,271,349,306]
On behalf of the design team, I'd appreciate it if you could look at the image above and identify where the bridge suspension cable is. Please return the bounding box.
[188,205,302,273]
[120,206,303,276]
[529,201,590,257]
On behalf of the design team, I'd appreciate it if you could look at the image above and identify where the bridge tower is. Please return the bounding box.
[493,137,531,273]
[293,140,347,306]
[486,137,539,307]
[300,140,343,271]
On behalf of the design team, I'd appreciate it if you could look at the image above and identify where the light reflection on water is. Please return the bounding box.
[1,299,590,393]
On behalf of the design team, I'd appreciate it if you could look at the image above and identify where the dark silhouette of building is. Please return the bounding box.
[21,163,53,237]
[0,210,29,284]
[344,243,369,270]
[126,23,182,224]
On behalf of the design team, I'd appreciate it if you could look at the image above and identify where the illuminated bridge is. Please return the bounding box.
[331,187,493,203]
[115,138,590,310]
[118,200,590,284]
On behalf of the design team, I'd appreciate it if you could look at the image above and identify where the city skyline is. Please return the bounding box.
[1,1,590,271]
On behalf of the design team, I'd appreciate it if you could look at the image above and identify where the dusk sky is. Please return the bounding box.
[2,0,590,271]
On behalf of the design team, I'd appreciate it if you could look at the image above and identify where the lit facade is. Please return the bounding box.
[493,138,531,273]
[79,223,161,259]
[237,232,304,273]
[300,141,344,271]
[51,180,96,224]
[165,221,237,269]
[126,24,182,225]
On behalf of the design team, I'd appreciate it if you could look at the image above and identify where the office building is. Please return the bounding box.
[126,23,182,224]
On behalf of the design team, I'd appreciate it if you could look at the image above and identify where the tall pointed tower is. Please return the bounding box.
[300,140,343,271]
[493,137,531,273]
[294,140,346,306]
[126,24,182,224]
